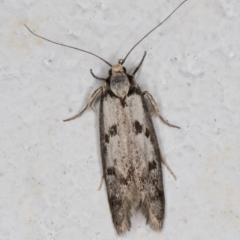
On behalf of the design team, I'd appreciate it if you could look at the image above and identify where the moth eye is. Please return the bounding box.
[123,67,127,73]
[108,69,112,76]
[118,59,123,64]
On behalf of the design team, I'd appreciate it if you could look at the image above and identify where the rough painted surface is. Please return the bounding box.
[1,0,240,239]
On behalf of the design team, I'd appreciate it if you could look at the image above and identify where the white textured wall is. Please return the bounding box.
[1,0,240,239]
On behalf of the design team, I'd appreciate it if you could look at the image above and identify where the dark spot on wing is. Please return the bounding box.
[145,128,150,138]
[128,86,142,96]
[134,120,142,134]
[102,88,116,98]
[105,134,109,143]
[107,167,115,176]
[150,188,164,203]
[109,196,122,208]
[150,135,155,144]
[157,189,164,202]
[109,124,117,137]
[149,160,157,171]
[119,178,128,185]
[119,167,133,186]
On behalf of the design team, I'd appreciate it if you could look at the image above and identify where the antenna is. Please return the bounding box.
[24,24,112,67]
[122,0,188,64]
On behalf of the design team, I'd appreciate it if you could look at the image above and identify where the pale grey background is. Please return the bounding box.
[1,0,240,239]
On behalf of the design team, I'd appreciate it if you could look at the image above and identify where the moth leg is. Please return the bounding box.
[90,69,106,81]
[98,173,104,191]
[63,87,102,122]
[161,158,177,180]
[143,91,178,180]
[143,91,180,129]
[132,51,147,77]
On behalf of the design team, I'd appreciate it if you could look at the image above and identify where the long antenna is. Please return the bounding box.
[122,0,188,64]
[24,24,112,67]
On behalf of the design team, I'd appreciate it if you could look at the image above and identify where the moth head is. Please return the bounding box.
[112,63,124,73]
[109,59,126,76]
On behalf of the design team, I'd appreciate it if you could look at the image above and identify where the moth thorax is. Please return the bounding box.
[110,73,130,99]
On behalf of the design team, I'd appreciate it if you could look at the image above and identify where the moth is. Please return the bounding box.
[25,0,187,235]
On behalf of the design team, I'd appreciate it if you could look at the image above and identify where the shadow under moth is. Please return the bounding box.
[25,0,188,235]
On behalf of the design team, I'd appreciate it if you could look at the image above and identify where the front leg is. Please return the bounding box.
[132,51,146,77]
[63,87,102,122]
[143,91,179,180]
[143,91,180,129]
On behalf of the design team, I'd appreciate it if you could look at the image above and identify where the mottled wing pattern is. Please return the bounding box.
[100,82,164,234]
